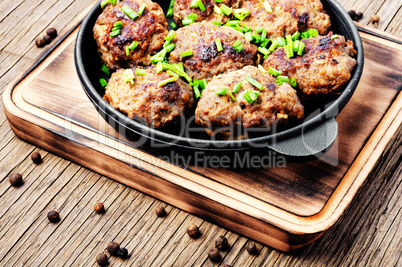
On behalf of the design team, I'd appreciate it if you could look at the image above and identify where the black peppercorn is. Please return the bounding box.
[348,10,357,20]
[116,247,128,259]
[155,206,166,217]
[31,151,42,164]
[208,247,222,263]
[46,28,58,39]
[245,242,258,255]
[107,242,120,255]
[94,202,105,214]
[215,235,230,251]
[96,253,109,266]
[35,38,45,48]
[9,173,23,187]
[356,12,363,21]
[43,35,52,45]
[47,210,60,223]
[186,224,200,238]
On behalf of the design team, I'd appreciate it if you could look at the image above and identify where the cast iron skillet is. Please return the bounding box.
[75,0,364,158]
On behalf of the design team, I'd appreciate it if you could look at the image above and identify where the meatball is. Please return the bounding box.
[104,66,195,128]
[263,32,357,95]
[169,21,258,81]
[93,0,168,70]
[195,66,304,138]
[239,0,331,39]
[173,0,241,26]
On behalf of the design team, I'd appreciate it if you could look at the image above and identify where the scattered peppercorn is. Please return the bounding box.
[9,173,23,187]
[245,242,258,255]
[47,210,60,223]
[116,247,129,259]
[356,12,363,21]
[155,206,166,217]
[31,151,42,164]
[187,224,200,238]
[107,242,120,255]
[347,10,357,20]
[94,202,105,214]
[46,28,58,39]
[371,15,380,28]
[96,253,109,266]
[208,247,222,263]
[215,235,230,251]
[35,38,45,48]
[43,35,52,45]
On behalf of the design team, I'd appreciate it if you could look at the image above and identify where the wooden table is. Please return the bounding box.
[0,0,401,266]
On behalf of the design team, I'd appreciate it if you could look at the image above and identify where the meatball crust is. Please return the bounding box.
[239,0,331,39]
[93,0,169,70]
[173,0,241,26]
[104,66,195,128]
[263,32,357,95]
[169,21,258,81]
[195,66,304,137]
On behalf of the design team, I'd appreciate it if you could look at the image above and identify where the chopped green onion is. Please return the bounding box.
[182,18,194,25]
[297,41,305,55]
[113,21,123,29]
[190,0,198,8]
[167,70,179,78]
[99,78,108,88]
[215,38,223,52]
[290,77,297,87]
[286,43,294,57]
[277,37,286,46]
[293,40,300,51]
[163,40,171,48]
[233,8,250,21]
[258,64,267,73]
[291,31,300,40]
[214,5,222,14]
[307,28,318,37]
[109,30,120,37]
[100,0,111,8]
[331,34,339,39]
[277,75,289,84]
[220,4,232,16]
[258,46,269,56]
[111,0,117,5]
[158,77,178,87]
[233,40,242,48]
[301,31,310,39]
[129,41,139,50]
[286,35,292,44]
[268,67,281,76]
[135,68,146,76]
[200,79,207,90]
[263,1,272,13]
[101,64,110,76]
[170,22,177,29]
[186,13,198,20]
[123,69,135,84]
[164,43,176,52]
[167,0,175,17]
[138,3,146,15]
[180,50,193,57]
[252,34,261,43]
[215,88,227,96]
[243,90,259,103]
[234,44,244,52]
[122,5,138,20]
[214,0,223,2]
[126,46,130,56]
[177,62,184,72]
[225,20,241,27]
[261,30,267,42]
[261,39,270,48]
[194,85,201,98]
[244,31,252,41]
[211,21,222,26]
[156,62,163,73]
[228,91,236,101]
[242,24,252,32]
[233,82,242,93]
[165,30,175,41]
[198,0,206,12]
[246,76,263,90]
[268,39,278,51]
[255,27,264,33]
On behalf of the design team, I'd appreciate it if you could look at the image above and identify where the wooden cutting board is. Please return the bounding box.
[3,21,401,251]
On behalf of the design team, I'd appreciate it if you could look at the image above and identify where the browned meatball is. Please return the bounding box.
[239,0,331,39]
[104,66,195,128]
[195,66,304,138]
[173,0,241,26]
[263,32,357,95]
[169,21,257,81]
[93,0,168,70]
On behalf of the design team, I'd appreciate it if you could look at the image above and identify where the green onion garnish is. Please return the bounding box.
[101,64,110,76]
[129,41,139,50]
[167,70,179,78]
[233,8,250,21]
[165,30,175,41]
[214,5,222,14]
[268,39,279,51]
[211,21,222,26]
[258,64,267,73]
[246,76,263,90]
[170,22,177,29]
[163,40,171,48]
[301,31,310,39]
[277,37,286,46]
[331,34,339,39]
[123,69,135,84]
[286,43,294,57]
[194,85,201,98]
[277,75,289,84]
[297,41,305,55]
[186,13,198,20]
[111,0,117,5]
[180,50,193,57]
[109,30,120,37]
[293,40,300,51]
[263,1,272,13]
[126,46,130,56]
[255,27,264,33]
[190,0,198,8]
[215,38,223,52]
[268,67,281,76]
[233,82,242,93]
[244,31,252,41]
[214,0,223,2]
[200,79,207,90]
[233,40,241,48]
[138,3,146,15]
[182,18,194,25]
[113,21,123,29]
[167,0,175,17]
[122,5,138,20]
[290,77,297,87]
[261,30,267,42]
[286,35,292,44]
[158,77,178,87]
[100,0,111,8]
[215,88,227,96]
[243,90,259,103]
[135,68,146,76]
[228,91,236,101]
[291,31,300,40]
[307,28,318,37]
[225,20,240,27]
[261,39,270,48]
[220,4,232,16]
[99,78,108,88]
[258,46,269,56]
[242,24,252,32]
[234,44,244,52]
[198,0,206,12]
[164,43,176,52]
[156,62,163,73]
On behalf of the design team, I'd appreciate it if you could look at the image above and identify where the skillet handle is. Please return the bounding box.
[266,118,338,158]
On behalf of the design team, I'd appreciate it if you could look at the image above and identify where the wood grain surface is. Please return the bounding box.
[1,0,401,266]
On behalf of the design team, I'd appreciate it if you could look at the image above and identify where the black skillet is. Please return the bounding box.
[75,0,364,159]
